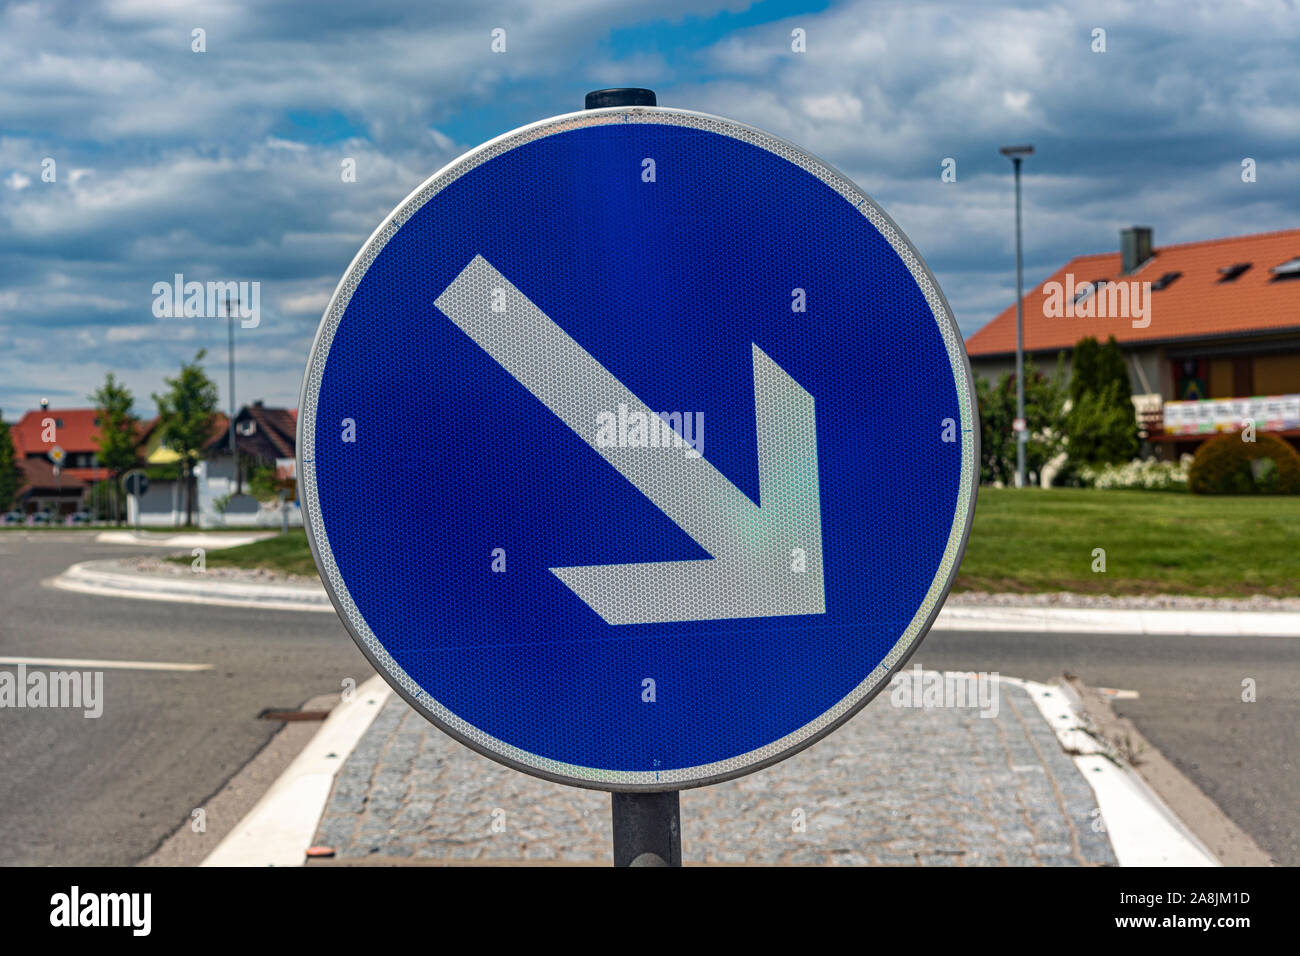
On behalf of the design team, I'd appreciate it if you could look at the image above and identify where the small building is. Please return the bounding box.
[195,401,299,529]
[133,401,300,528]
[10,457,90,516]
[129,413,230,526]
[8,404,110,515]
[6,399,302,526]
[965,226,1300,458]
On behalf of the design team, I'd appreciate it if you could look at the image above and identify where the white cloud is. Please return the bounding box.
[801,93,864,123]
[1002,90,1031,113]
[0,0,1296,416]
[279,290,332,316]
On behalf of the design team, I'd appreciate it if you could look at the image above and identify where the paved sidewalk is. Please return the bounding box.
[312,678,1117,866]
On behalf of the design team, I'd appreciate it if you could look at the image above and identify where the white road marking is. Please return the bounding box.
[202,675,391,867]
[0,656,211,672]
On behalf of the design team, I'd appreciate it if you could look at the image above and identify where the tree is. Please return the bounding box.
[247,462,280,502]
[976,354,1069,485]
[89,373,140,525]
[1069,335,1131,406]
[0,421,19,511]
[1066,336,1139,465]
[152,350,219,527]
[976,372,1014,485]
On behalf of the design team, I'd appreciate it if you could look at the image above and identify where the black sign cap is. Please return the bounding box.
[584,88,657,109]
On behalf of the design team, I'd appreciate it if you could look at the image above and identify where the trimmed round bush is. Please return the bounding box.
[1188,432,1300,494]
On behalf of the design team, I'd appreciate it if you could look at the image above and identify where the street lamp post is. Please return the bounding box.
[226,291,239,494]
[1000,144,1033,488]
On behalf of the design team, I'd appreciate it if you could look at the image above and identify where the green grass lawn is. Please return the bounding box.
[188,490,1300,597]
[177,529,321,578]
[957,488,1300,597]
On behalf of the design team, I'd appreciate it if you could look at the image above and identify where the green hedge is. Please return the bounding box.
[1188,433,1300,494]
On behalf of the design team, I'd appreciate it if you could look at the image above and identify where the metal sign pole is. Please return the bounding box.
[122,469,148,534]
[581,87,686,868]
[1000,144,1033,489]
[611,791,681,867]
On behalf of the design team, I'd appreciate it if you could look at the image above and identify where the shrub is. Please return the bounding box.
[1188,433,1300,495]
[1078,455,1192,491]
[1066,336,1139,465]
[975,355,1069,485]
[1067,380,1141,465]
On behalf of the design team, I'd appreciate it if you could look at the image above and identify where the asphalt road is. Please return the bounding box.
[0,533,372,866]
[1,533,1295,866]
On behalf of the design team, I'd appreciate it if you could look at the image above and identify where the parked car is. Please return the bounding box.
[26,512,52,525]
[66,511,94,525]
[2,511,24,525]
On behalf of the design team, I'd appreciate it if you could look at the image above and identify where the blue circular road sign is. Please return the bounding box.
[299,107,978,790]
[122,470,149,497]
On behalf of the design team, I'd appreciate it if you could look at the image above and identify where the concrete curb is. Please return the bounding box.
[47,559,333,613]
[201,676,391,867]
[48,556,1300,635]
[95,530,278,549]
[1005,677,1218,866]
[935,604,1300,637]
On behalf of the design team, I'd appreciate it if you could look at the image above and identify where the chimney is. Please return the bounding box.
[1121,226,1153,274]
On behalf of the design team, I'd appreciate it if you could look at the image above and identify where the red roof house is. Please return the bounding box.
[965,227,1300,451]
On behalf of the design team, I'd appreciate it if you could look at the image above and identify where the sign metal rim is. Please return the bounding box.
[121,467,148,491]
[296,105,981,792]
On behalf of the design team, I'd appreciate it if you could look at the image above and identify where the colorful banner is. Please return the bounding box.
[1162,394,1300,435]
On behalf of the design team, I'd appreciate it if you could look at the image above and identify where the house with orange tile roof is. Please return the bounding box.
[6,398,300,525]
[965,227,1300,458]
[8,402,113,515]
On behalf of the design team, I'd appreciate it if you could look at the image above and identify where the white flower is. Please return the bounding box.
[1078,456,1187,490]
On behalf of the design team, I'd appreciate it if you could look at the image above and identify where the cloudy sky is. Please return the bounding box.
[1,0,1296,419]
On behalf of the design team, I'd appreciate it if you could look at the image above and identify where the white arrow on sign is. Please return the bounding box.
[435,255,825,626]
